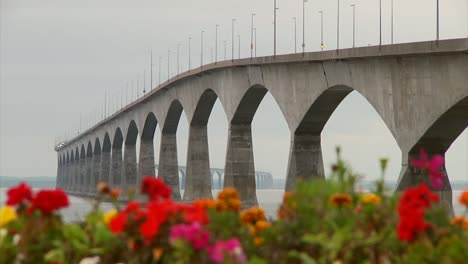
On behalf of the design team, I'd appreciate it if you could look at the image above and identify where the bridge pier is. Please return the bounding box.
[91,152,101,195]
[100,149,111,185]
[70,159,76,193]
[85,154,93,195]
[286,133,324,191]
[158,133,181,200]
[224,123,258,208]
[396,150,452,211]
[56,160,61,189]
[79,156,86,194]
[138,139,156,186]
[184,125,212,201]
[110,147,123,189]
[123,143,137,194]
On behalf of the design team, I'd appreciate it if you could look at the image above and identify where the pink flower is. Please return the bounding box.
[208,238,246,264]
[411,148,444,189]
[170,222,211,250]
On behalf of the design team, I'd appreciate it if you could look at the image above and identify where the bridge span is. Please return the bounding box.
[55,38,468,208]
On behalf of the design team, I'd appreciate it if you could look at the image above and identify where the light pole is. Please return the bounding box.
[150,49,153,90]
[251,14,256,59]
[351,4,356,48]
[215,24,219,63]
[188,36,192,71]
[436,0,439,41]
[274,0,278,56]
[201,30,205,67]
[167,50,170,81]
[143,70,146,94]
[158,56,161,86]
[237,34,241,59]
[391,0,394,44]
[337,0,340,50]
[379,0,382,46]
[302,0,308,54]
[224,40,227,60]
[319,11,324,50]
[232,19,236,61]
[293,17,297,53]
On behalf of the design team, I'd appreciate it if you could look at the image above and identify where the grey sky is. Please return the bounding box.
[0,0,467,182]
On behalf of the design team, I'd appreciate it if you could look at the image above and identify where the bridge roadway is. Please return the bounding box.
[55,38,468,208]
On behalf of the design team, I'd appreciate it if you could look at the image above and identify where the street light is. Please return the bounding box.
[254,28,257,57]
[436,0,439,41]
[293,17,297,53]
[232,19,236,60]
[224,40,227,60]
[158,56,162,86]
[167,50,170,81]
[150,49,153,90]
[251,14,256,59]
[237,34,241,59]
[319,11,324,50]
[337,0,340,50]
[379,0,382,46]
[201,30,205,67]
[215,24,219,63]
[188,36,192,71]
[302,0,308,54]
[350,4,356,48]
[391,0,394,44]
[274,0,279,56]
[177,43,181,75]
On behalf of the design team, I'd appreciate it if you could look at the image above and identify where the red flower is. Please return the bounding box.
[31,189,69,214]
[109,202,144,234]
[397,183,438,242]
[184,204,209,225]
[411,148,445,189]
[139,200,179,239]
[6,182,33,206]
[141,176,171,201]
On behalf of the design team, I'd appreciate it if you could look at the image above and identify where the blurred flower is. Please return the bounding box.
[397,183,438,242]
[170,222,211,250]
[109,202,143,234]
[411,148,444,189]
[30,189,69,214]
[459,191,468,206]
[330,193,353,207]
[141,177,171,201]
[193,199,217,210]
[208,238,246,264]
[254,237,264,246]
[102,209,118,225]
[152,248,163,261]
[450,216,468,230]
[360,193,381,205]
[217,188,241,212]
[6,182,33,206]
[241,207,266,225]
[0,206,17,227]
[184,204,209,225]
[218,188,240,201]
[97,182,111,195]
[78,256,100,264]
[109,189,121,199]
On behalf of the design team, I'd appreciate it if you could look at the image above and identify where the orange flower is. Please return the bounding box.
[153,248,164,260]
[254,237,264,246]
[451,216,468,230]
[97,182,110,195]
[360,193,381,205]
[241,207,266,225]
[218,188,240,201]
[216,188,241,212]
[110,188,121,198]
[459,191,468,206]
[330,193,353,207]
[194,199,217,210]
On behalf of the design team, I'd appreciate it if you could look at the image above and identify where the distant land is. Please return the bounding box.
[0,176,56,188]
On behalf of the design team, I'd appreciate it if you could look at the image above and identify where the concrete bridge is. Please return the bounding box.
[55,38,468,208]
[155,165,274,190]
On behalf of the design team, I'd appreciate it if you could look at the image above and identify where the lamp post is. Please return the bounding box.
[351,4,356,48]
[379,0,382,46]
[232,19,236,60]
[215,24,219,63]
[274,0,278,56]
[167,50,170,81]
[201,30,205,67]
[237,34,241,59]
[143,70,146,94]
[302,0,308,54]
[188,36,192,71]
[337,0,340,50]
[254,28,257,57]
[224,40,227,60]
[319,11,324,50]
[436,0,439,41]
[293,17,297,53]
[391,0,394,44]
[158,56,161,86]
[150,49,153,90]
[177,43,181,75]
[251,14,256,59]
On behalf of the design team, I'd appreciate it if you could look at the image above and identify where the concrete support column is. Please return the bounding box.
[85,156,93,195]
[110,148,123,189]
[158,133,181,200]
[224,123,258,208]
[286,133,324,191]
[68,161,75,193]
[56,161,62,189]
[184,125,212,201]
[91,154,101,196]
[74,160,80,193]
[123,143,137,193]
[396,151,452,211]
[80,158,87,194]
[138,140,155,186]
[100,151,111,184]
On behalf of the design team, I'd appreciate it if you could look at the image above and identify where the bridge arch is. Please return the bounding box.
[138,112,158,186]
[110,128,124,188]
[122,121,138,191]
[100,133,112,184]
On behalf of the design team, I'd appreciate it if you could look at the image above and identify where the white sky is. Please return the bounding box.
[0,0,467,182]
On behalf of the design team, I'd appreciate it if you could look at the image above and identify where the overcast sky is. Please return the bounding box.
[0,0,467,183]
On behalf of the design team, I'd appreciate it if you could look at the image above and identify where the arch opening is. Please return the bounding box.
[123,121,139,192]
